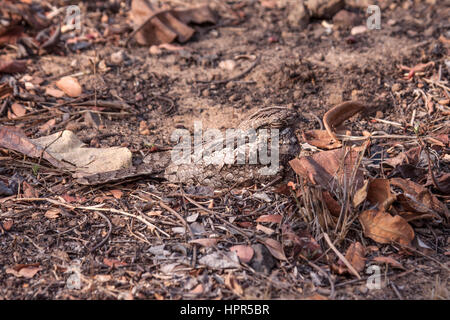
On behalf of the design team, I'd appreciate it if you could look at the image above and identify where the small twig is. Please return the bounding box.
[69,100,132,110]
[182,194,251,240]
[9,197,170,238]
[89,211,112,253]
[398,243,450,272]
[299,253,335,299]
[197,56,260,85]
[159,201,197,267]
[323,233,361,280]
[390,281,404,300]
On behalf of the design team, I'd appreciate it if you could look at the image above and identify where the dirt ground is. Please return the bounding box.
[0,0,449,300]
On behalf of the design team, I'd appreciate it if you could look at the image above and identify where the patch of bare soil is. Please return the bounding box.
[0,0,449,300]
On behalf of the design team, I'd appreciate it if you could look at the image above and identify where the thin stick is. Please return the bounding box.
[10,197,170,238]
[159,201,197,267]
[323,233,361,280]
[197,56,260,85]
[89,211,112,253]
[182,194,251,240]
[299,253,335,299]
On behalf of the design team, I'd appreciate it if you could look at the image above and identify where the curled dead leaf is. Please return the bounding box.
[323,101,365,141]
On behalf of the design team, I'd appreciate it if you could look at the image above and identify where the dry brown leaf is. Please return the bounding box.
[55,76,82,97]
[289,148,364,190]
[390,178,448,221]
[39,118,56,134]
[229,245,254,263]
[6,264,42,278]
[18,266,41,278]
[2,219,13,231]
[22,181,37,198]
[353,179,369,208]
[359,209,414,246]
[256,224,275,235]
[372,256,405,270]
[45,87,65,98]
[0,58,27,73]
[11,103,26,117]
[262,238,287,261]
[189,284,204,295]
[367,178,395,210]
[130,1,216,46]
[344,242,366,272]
[302,130,342,149]
[323,101,365,141]
[44,208,61,219]
[256,214,282,224]
[103,258,128,268]
[109,189,123,199]
[189,238,218,247]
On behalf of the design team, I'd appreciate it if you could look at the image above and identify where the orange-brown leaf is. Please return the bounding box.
[359,209,414,246]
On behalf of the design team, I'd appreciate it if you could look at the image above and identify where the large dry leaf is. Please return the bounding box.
[359,209,414,246]
[0,125,66,168]
[289,148,364,190]
[31,130,132,177]
[390,178,448,221]
[130,0,216,46]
